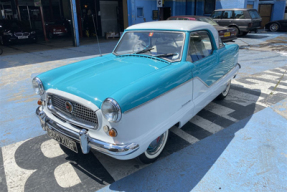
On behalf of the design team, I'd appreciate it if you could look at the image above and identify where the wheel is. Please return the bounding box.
[269,23,279,32]
[230,26,239,36]
[217,80,231,100]
[137,130,169,164]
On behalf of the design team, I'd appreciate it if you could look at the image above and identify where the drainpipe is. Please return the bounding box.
[70,0,80,46]
[14,0,21,20]
[39,6,48,42]
[185,0,187,15]
[49,0,54,20]
[194,0,197,15]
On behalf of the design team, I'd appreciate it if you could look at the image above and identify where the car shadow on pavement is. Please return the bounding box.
[105,88,262,191]
[240,34,269,39]
[10,86,261,191]
[14,135,114,192]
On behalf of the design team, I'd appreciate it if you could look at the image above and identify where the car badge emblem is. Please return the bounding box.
[65,101,73,113]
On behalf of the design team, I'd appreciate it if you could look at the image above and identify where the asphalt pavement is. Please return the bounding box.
[0,31,286,192]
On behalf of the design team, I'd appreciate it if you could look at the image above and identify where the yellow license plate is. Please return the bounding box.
[224,32,231,37]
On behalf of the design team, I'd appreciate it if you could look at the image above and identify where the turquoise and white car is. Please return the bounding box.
[34,21,240,164]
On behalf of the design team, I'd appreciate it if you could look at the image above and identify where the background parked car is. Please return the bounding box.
[211,8,262,36]
[45,20,69,39]
[265,20,287,32]
[0,19,37,45]
[167,15,237,42]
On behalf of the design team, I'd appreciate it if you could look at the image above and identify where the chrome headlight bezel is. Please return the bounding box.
[32,77,45,95]
[101,98,122,123]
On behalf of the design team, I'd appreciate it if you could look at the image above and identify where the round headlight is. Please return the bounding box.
[32,77,44,95]
[101,98,122,123]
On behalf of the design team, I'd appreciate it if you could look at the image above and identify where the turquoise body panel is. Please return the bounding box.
[38,53,191,111]
[37,29,239,113]
[191,44,239,86]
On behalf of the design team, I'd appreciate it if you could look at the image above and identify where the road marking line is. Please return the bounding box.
[93,152,148,181]
[264,71,285,77]
[205,102,238,122]
[170,126,199,144]
[2,139,36,192]
[227,89,267,107]
[246,79,287,93]
[189,115,223,134]
[41,139,65,158]
[232,80,275,96]
[54,162,81,188]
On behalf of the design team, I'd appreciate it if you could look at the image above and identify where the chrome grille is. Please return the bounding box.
[50,94,98,125]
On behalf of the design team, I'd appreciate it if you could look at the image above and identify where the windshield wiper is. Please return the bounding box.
[154,53,177,58]
[134,47,154,54]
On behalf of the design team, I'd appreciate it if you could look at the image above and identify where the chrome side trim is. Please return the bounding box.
[113,30,186,63]
[48,104,96,130]
[194,63,241,88]
[36,107,139,156]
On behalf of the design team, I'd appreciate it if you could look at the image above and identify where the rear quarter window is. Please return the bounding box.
[248,10,261,19]
[233,11,245,19]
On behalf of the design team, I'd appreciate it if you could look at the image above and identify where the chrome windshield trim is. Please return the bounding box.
[47,104,97,130]
[112,30,186,63]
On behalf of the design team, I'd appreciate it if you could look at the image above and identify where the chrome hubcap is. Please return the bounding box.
[147,132,167,155]
[270,24,278,31]
[222,81,231,96]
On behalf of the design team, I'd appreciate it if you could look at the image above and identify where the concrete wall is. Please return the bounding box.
[127,0,158,25]
[216,0,247,9]
[247,0,259,9]
[127,0,286,27]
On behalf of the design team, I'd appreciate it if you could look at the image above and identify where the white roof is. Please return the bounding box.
[126,20,220,48]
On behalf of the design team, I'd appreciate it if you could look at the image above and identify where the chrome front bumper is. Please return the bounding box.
[36,107,139,156]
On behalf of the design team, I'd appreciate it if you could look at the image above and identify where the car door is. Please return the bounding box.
[211,11,223,25]
[220,10,234,27]
[186,31,218,114]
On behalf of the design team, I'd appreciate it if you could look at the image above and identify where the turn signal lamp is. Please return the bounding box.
[109,128,117,137]
[37,99,43,105]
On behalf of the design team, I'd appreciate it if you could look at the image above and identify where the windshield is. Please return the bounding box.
[114,31,185,62]
[197,17,218,26]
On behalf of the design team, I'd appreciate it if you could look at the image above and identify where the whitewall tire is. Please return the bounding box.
[217,80,231,100]
[137,130,169,164]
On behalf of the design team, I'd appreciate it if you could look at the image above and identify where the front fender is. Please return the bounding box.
[112,62,193,113]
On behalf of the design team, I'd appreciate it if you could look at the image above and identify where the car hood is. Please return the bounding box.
[38,54,169,108]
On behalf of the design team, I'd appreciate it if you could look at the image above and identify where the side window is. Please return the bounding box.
[187,31,213,63]
[233,11,245,19]
[211,11,222,19]
[222,11,233,19]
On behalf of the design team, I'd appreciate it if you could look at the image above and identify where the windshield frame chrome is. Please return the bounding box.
[112,30,186,63]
